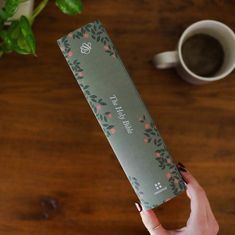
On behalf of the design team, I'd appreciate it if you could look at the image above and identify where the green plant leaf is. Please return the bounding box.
[17,15,36,54]
[55,0,83,15]
[0,15,36,55]
[0,0,20,21]
[0,30,13,53]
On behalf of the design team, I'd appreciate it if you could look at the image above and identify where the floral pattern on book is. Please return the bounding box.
[139,114,185,195]
[68,59,84,80]
[79,83,116,137]
[58,39,84,80]
[58,38,116,138]
[128,176,158,210]
[58,36,72,60]
[72,20,119,59]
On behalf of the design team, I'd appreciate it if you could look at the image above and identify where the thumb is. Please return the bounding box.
[135,202,168,235]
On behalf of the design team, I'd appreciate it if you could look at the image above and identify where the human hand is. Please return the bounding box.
[135,163,219,235]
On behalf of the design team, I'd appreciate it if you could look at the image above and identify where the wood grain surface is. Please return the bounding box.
[0,0,235,234]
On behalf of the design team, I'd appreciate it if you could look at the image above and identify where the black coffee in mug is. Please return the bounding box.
[182,34,224,77]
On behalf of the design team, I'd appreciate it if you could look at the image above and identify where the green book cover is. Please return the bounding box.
[57,20,186,210]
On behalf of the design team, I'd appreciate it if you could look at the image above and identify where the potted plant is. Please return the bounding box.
[0,0,35,22]
[0,0,83,57]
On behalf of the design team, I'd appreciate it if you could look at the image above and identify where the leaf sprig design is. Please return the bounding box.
[79,83,116,137]
[139,114,185,195]
[129,176,149,207]
[72,20,119,58]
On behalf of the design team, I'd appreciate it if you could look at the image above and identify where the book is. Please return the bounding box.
[57,20,186,210]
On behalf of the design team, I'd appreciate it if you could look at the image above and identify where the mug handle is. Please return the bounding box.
[153,51,179,69]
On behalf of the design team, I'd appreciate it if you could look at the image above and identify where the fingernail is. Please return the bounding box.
[177,162,186,169]
[177,166,187,172]
[135,202,142,212]
[182,176,188,184]
[177,166,188,184]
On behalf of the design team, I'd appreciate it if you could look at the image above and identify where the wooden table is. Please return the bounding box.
[0,1,234,234]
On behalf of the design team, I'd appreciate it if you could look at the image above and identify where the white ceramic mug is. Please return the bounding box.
[153,20,235,85]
